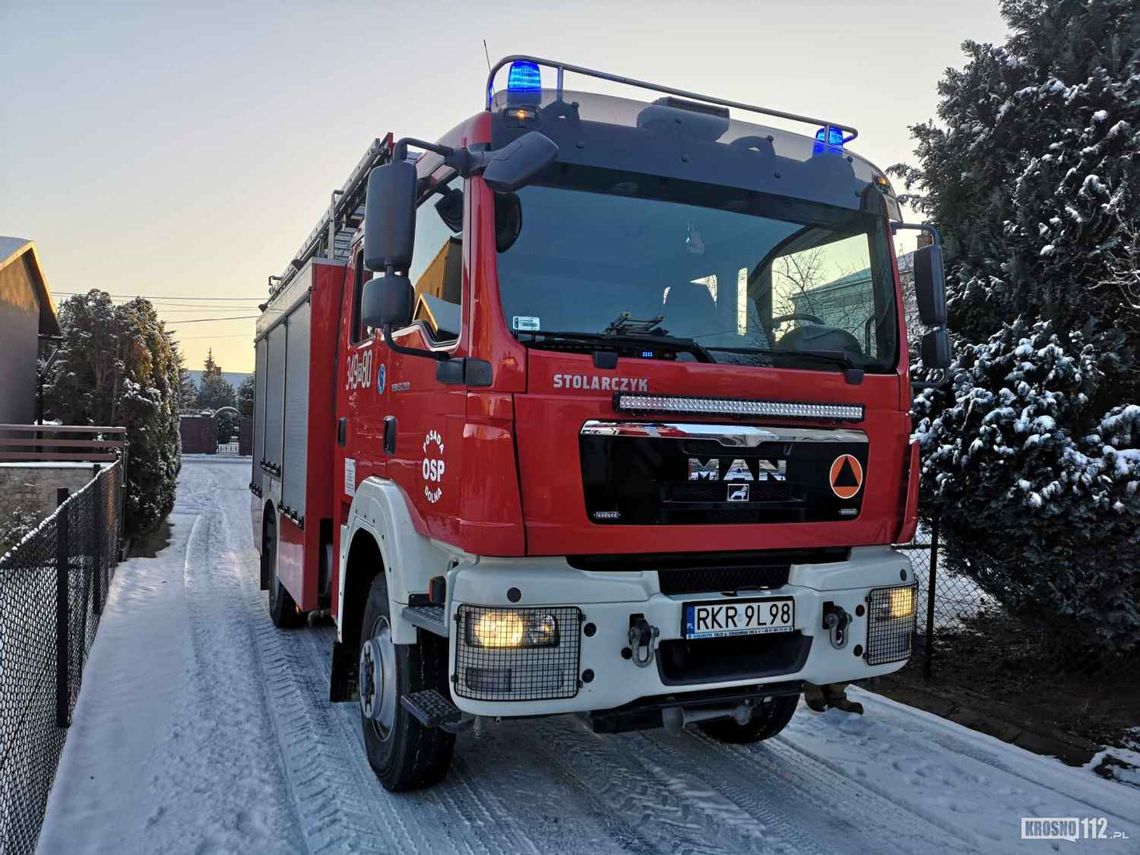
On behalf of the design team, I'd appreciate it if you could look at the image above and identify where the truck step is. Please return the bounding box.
[402,604,447,637]
[400,689,466,732]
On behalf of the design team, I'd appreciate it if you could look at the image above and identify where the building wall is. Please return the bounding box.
[0,256,40,424]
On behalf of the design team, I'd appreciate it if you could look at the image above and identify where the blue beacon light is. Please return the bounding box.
[813,126,851,156]
[507,60,542,92]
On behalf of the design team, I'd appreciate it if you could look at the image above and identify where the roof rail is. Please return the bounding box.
[267,133,394,303]
[485,55,857,141]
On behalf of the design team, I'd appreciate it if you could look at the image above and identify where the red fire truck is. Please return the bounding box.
[251,56,949,791]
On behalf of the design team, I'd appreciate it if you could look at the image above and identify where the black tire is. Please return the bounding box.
[359,572,454,791]
[264,511,302,628]
[696,694,799,744]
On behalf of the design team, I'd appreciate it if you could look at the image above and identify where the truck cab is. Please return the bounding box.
[253,56,948,792]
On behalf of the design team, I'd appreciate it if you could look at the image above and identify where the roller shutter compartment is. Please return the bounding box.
[281,302,311,520]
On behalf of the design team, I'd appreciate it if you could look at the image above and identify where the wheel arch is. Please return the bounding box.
[337,477,463,646]
[341,529,385,655]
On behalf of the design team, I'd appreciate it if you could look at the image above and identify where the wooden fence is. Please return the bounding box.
[0,425,127,463]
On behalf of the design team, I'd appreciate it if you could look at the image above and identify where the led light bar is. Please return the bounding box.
[613,394,864,422]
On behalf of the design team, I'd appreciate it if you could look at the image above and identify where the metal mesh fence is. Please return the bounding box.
[0,462,123,855]
[896,516,997,675]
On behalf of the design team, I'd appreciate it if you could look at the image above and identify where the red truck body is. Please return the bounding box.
[250,56,933,791]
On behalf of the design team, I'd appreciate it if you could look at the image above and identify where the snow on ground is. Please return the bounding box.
[37,459,1139,854]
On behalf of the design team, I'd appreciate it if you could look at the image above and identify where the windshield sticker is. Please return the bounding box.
[421,430,445,504]
[553,374,649,392]
[512,316,541,332]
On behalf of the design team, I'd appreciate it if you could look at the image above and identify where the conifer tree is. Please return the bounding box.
[46,292,182,535]
[895,0,1140,653]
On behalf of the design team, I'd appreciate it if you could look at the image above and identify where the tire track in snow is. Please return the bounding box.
[646,726,978,855]
[509,716,793,855]
[173,460,1139,855]
[207,462,544,855]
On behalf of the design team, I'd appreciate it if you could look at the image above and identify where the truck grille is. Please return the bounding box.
[658,565,789,595]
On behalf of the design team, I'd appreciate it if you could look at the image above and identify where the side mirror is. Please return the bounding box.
[921,327,951,370]
[912,243,947,327]
[363,160,417,272]
[361,275,413,331]
[482,131,558,192]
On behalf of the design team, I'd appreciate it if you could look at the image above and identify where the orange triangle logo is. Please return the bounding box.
[829,454,864,499]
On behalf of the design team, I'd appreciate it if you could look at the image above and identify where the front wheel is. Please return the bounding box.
[696,694,799,744]
[359,573,454,791]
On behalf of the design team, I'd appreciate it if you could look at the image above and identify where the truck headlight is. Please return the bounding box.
[466,609,559,648]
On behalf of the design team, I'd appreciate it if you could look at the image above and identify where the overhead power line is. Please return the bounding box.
[178,333,255,340]
[166,315,259,325]
[52,291,262,301]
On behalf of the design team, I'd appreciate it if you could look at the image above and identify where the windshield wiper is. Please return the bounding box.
[517,329,716,363]
[706,346,861,371]
[706,348,866,383]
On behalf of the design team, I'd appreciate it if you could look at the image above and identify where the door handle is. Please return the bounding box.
[383,416,397,455]
[337,417,348,447]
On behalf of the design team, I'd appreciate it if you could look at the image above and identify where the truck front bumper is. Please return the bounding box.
[444,545,916,717]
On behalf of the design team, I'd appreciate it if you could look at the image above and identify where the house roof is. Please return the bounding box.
[0,236,61,336]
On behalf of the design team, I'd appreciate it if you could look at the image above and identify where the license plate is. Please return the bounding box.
[683,597,795,640]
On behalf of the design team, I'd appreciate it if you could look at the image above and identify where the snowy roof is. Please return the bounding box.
[0,235,61,336]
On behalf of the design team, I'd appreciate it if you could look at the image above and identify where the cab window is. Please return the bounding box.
[408,173,464,344]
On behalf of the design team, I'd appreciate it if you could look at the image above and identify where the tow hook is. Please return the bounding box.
[627,616,659,668]
[804,682,864,715]
[822,602,851,650]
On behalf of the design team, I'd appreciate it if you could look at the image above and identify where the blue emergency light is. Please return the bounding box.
[813,126,853,155]
[507,60,542,92]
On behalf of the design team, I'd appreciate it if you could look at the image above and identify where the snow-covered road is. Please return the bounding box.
[37,459,1138,854]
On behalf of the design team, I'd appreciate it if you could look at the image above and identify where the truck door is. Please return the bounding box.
[338,251,386,507]
[381,171,468,541]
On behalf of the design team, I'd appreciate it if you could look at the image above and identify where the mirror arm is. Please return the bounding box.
[890,221,942,245]
[393,137,488,179]
[381,323,450,362]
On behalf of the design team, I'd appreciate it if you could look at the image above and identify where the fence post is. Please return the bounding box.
[56,487,71,728]
[923,514,940,679]
[92,465,103,616]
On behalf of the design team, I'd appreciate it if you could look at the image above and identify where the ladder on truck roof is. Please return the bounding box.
[267,133,393,301]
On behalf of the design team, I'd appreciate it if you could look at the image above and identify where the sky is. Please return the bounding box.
[0,0,1009,373]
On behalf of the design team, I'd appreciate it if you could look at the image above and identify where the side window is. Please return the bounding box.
[408,174,464,343]
[351,250,373,343]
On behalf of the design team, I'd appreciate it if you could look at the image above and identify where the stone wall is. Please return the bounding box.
[0,462,104,524]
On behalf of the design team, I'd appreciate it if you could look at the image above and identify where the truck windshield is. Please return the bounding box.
[495,167,898,372]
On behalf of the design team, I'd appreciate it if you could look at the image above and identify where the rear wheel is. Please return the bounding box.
[359,572,454,791]
[696,694,799,744]
[263,510,302,628]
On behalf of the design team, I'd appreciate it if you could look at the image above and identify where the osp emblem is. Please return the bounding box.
[422,430,445,504]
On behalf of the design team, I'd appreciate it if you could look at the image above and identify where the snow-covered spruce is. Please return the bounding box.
[893,0,1140,654]
[914,320,1140,653]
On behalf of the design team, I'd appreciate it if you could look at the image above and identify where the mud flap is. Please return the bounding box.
[804,682,864,715]
[329,640,358,702]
